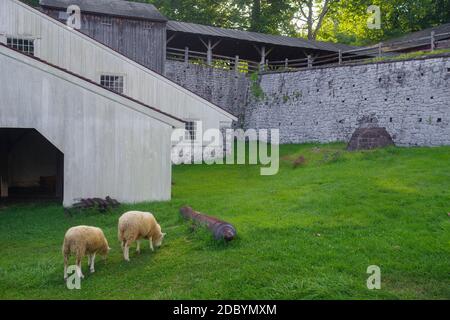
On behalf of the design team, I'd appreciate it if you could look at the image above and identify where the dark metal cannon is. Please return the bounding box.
[180,206,237,241]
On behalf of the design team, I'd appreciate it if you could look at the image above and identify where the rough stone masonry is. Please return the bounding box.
[165,60,250,127]
[245,55,450,146]
[166,55,450,147]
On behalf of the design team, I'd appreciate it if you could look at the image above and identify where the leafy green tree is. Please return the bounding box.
[22,0,449,45]
[136,0,238,27]
[140,0,294,33]
[320,0,450,45]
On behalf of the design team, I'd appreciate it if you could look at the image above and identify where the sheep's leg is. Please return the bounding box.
[76,256,84,279]
[90,253,96,273]
[63,254,69,280]
[149,238,154,252]
[124,241,130,262]
[136,240,141,254]
[87,255,92,268]
[120,240,126,258]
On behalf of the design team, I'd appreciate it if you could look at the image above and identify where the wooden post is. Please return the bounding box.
[199,38,221,66]
[207,39,212,66]
[285,58,289,70]
[431,31,435,51]
[260,46,266,71]
[338,50,342,65]
[307,55,313,68]
[184,46,189,65]
[234,55,239,73]
[378,42,383,57]
[0,143,8,198]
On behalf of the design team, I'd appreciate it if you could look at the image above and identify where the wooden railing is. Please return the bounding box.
[267,31,450,72]
[167,47,260,73]
[167,31,450,74]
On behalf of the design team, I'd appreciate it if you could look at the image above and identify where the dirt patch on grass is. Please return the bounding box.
[293,155,307,169]
[281,154,308,169]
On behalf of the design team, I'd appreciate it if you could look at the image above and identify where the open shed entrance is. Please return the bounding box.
[0,128,63,203]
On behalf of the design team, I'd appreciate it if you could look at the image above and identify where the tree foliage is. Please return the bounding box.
[321,0,450,45]
[145,0,450,44]
[139,0,450,44]
[20,0,450,44]
[292,0,338,40]
[19,0,450,45]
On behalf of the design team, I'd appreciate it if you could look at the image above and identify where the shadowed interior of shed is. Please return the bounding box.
[0,128,63,203]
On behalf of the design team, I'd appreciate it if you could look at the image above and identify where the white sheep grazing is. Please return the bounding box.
[118,211,166,261]
[62,226,110,280]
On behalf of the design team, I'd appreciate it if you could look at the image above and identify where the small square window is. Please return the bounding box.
[100,75,124,94]
[185,121,197,140]
[100,16,113,26]
[143,21,154,30]
[6,37,34,56]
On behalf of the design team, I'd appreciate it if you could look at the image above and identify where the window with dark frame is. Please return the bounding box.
[100,16,113,26]
[185,121,197,141]
[100,75,124,94]
[143,21,154,30]
[6,37,34,56]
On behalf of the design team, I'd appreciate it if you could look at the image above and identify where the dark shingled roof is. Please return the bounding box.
[167,20,356,53]
[383,22,450,47]
[39,0,168,22]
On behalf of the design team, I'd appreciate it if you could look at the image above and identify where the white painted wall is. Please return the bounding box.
[0,45,183,206]
[0,0,236,134]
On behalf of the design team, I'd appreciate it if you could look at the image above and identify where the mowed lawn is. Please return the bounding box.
[0,143,449,300]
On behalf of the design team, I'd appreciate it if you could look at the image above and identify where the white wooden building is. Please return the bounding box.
[0,0,237,132]
[0,0,237,206]
[0,43,183,206]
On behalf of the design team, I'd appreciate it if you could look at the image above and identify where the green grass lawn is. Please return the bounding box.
[0,143,449,300]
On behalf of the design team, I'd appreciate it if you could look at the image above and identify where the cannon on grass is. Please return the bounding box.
[180,206,237,242]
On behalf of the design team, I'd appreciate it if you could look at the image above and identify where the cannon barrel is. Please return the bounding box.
[180,206,237,241]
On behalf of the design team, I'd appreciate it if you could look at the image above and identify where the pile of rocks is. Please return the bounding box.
[347,127,394,151]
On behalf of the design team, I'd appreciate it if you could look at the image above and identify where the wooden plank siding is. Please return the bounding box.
[0,44,182,206]
[0,0,236,135]
[43,9,167,74]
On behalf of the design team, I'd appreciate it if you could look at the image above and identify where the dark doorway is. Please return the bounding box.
[0,128,63,203]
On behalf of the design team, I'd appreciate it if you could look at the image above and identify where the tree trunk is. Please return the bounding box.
[250,0,262,32]
[307,0,314,40]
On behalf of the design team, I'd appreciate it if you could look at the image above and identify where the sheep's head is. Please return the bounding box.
[100,238,111,256]
[153,225,166,248]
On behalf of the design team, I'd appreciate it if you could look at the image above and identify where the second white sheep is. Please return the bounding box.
[118,211,166,261]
